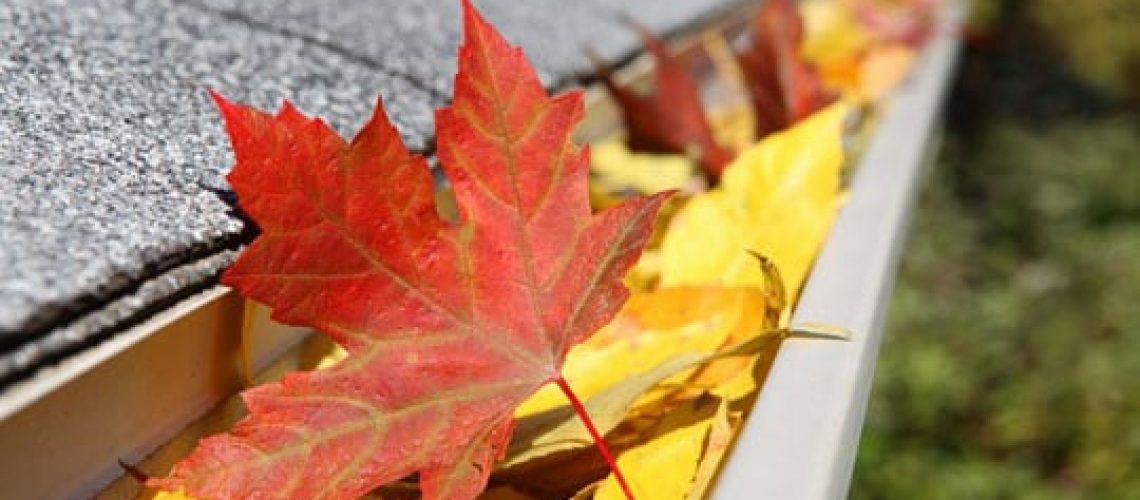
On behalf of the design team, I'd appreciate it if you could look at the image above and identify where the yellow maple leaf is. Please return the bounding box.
[514,286,769,419]
[594,398,718,500]
[501,322,787,471]
[589,137,700,197]
[658,102,849,302]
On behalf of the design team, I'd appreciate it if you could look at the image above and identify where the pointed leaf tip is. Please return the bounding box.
[207,89,243,127]
[206,88,226,108]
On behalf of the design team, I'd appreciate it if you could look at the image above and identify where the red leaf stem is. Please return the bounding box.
[555,377,636,500]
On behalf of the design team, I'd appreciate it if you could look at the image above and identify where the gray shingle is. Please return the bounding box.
[191,0,752,93]
[0,0,440,376]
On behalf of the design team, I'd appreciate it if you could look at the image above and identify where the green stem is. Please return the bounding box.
[554,377,636,500]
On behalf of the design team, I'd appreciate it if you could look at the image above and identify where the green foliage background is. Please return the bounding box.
[851,0,1140,498]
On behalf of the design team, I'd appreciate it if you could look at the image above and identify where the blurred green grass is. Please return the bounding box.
[851,1,1140,498]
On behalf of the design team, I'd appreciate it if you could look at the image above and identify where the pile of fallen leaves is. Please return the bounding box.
[138,0,940,498]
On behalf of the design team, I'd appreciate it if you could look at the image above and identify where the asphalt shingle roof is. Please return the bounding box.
[0,0,748,383]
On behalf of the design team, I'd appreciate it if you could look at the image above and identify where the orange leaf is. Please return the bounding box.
[858,43,916,100]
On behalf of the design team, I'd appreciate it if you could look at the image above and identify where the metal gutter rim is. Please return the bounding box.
[711,1,968,498]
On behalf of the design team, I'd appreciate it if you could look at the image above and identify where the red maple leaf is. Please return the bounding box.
[149,1,668,498]
[593,25,734,181]
[737,0,834,139]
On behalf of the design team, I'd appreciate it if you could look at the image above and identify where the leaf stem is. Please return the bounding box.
[554,377,636,500]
